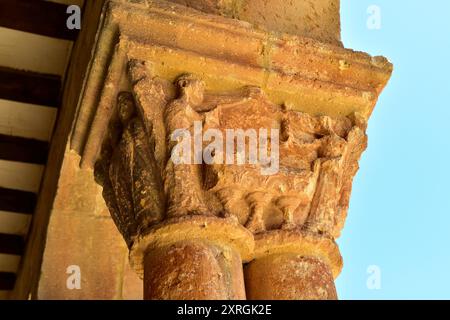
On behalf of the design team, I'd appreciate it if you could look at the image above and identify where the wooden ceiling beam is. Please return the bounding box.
[0,0,79,40]
[0,187,36,215]
[0,234,24,256]
[0,67,61,107]
[0,134,49,165]
[0,272,16,291]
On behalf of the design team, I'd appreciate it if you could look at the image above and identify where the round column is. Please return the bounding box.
[245,254,337,300]
[245,230,342,300]
[129,216,254,300]
[144,240,245,300]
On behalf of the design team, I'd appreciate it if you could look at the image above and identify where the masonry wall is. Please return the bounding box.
[37,150,142,299]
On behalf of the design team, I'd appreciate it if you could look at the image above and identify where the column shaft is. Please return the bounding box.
[245,254,337,300]
[144,240,246,300]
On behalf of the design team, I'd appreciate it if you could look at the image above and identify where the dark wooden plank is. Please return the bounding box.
[0,187,36,215]
[0,234,24,255]
[0,134,49,165]
[0,0,79,40]
[0,67,61,107]
[0,272,16,291]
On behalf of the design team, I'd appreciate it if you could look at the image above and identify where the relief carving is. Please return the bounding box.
[95,59,368,248]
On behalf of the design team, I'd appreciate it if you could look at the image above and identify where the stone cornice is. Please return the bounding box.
[71,0,392,169]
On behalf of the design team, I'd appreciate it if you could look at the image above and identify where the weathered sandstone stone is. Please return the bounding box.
[144,240,245,299]
[245,255,337,300]
[65,0,392,299]
[167,0,342,45]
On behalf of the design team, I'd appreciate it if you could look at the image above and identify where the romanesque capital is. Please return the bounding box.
[71,0,392,299]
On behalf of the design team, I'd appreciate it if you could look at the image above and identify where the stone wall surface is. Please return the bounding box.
[167,0,342,45]
[37,151,142,299]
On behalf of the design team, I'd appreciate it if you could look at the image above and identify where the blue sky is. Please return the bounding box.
[336,0,450,299]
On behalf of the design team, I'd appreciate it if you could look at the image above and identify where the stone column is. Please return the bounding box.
[144,240,245,299]
[71,0,392,300]
[245,231,343,300]
[246,255,337,300]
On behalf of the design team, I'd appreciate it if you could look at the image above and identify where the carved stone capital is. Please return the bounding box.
[71,0,392,286]
[92,59,366,277]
